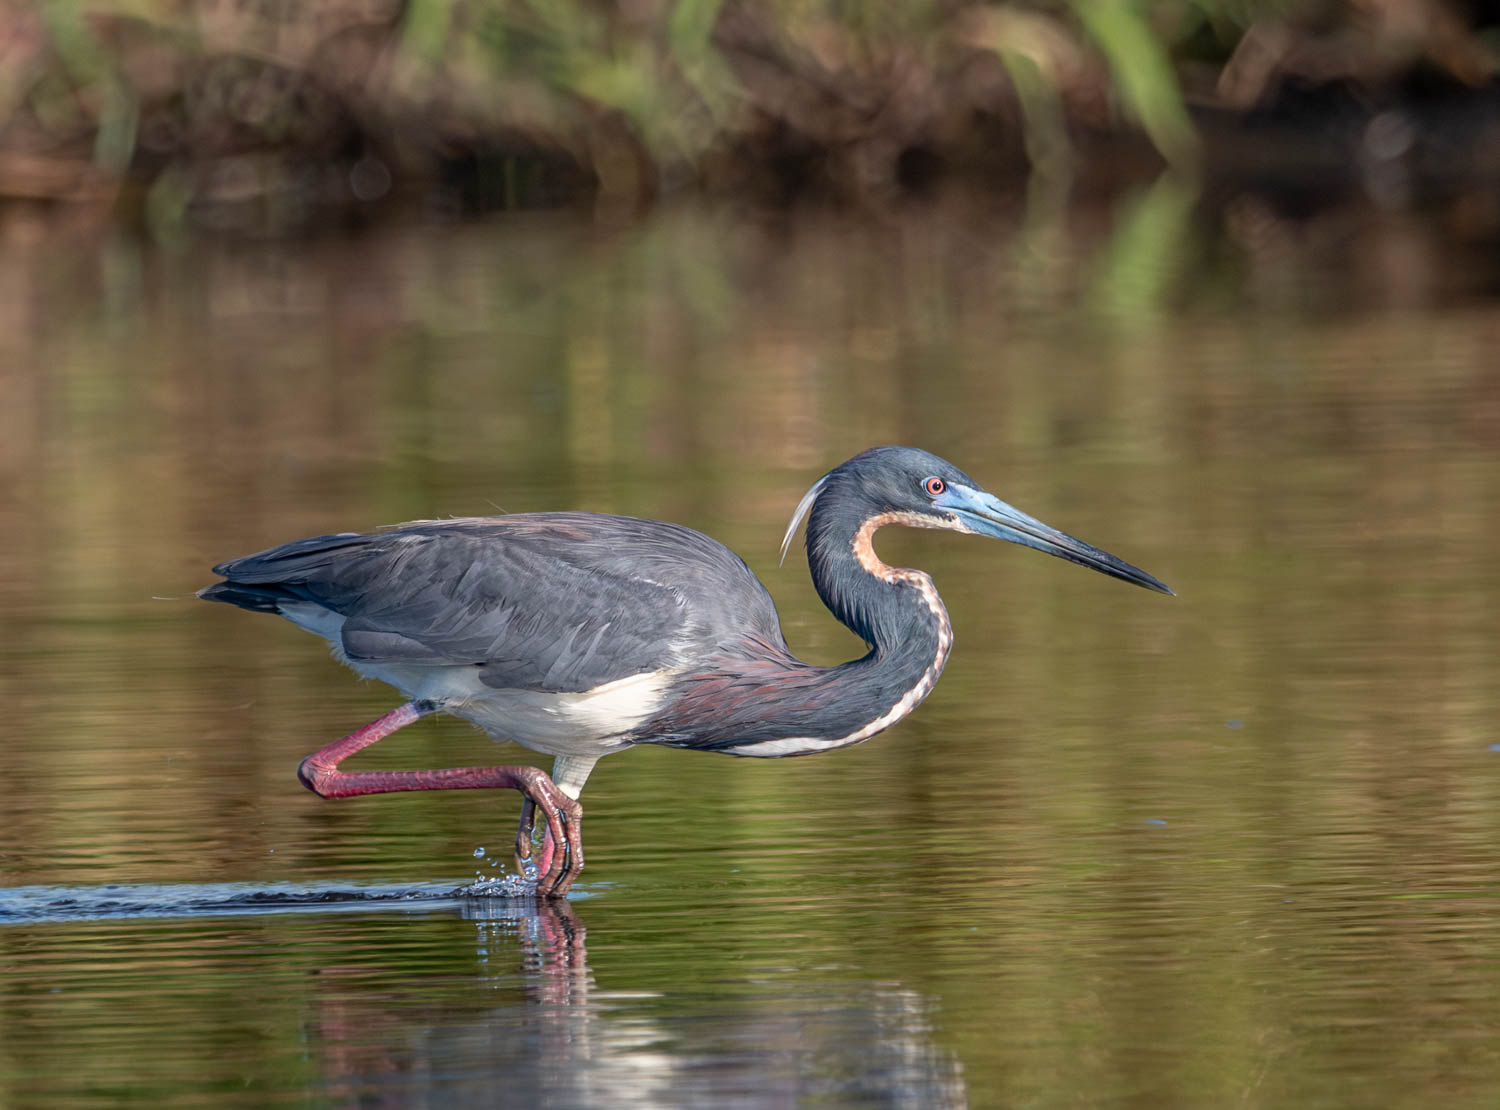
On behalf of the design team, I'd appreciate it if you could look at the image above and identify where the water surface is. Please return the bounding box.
[2,193,1499,1107]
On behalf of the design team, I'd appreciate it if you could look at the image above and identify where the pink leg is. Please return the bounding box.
[513,801,568,883]
[297,701,584,896]
[533,825,559,880]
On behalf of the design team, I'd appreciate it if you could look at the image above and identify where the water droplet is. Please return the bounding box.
[472,846,486,858]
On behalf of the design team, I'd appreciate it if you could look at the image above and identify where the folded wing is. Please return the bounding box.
[203,515,697,694]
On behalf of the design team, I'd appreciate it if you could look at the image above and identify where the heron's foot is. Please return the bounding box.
[510,769,584,897]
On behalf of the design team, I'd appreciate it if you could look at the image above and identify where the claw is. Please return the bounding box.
[513,768,584,897]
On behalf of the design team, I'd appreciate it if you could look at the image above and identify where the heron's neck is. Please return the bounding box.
[805,507,955,715]
[673,509,955,757]
[807,506,953,653]
[635,506,955,757]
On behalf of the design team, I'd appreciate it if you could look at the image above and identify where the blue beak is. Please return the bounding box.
[934,483,1174,595]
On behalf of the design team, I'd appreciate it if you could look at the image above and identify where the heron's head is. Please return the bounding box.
[782,445,1173,595]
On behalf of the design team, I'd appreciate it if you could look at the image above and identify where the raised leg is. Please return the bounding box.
[296,700,584,896]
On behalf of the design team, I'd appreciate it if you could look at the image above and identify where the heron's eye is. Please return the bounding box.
[923,476,946,496]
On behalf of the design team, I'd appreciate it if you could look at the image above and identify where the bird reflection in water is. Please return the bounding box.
[306,897,969,1108]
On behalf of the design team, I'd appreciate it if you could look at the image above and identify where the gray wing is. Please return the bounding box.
[204,515,737,694]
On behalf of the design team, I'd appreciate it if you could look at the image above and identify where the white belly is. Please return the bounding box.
[279,602,670,758]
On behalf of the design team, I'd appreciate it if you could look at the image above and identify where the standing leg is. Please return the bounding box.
[296,700,584,896]
[517,755,599,881]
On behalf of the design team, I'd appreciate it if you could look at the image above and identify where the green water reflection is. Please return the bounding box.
[1,195,1499,1107]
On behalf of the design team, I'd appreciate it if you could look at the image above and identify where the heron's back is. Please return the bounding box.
[201,513,788,696]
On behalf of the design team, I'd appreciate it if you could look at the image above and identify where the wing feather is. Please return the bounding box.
[208,516,703,693]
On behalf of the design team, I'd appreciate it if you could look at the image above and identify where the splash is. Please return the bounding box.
[452,873,538,899]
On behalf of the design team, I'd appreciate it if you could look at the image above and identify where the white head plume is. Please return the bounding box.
[779,474,829,565]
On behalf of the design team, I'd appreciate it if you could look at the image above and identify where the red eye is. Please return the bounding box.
[923,476,946,496]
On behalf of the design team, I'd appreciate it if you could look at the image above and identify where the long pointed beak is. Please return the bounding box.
[935,483,1174,595]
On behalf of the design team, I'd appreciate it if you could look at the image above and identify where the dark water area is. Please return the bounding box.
[3,189,1500,1107]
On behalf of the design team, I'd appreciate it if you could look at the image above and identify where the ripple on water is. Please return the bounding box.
[0,878,554,925]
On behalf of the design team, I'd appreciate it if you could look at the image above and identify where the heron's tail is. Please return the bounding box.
[196,580,296,613]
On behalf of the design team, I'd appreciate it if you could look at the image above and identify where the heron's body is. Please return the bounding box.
[202,447,1171,894]
[205,509,952,769]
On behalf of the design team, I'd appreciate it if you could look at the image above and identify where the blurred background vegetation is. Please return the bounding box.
[6,10,1500,1105]
[1,0,1497,229]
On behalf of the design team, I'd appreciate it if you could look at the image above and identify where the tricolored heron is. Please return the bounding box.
[201,446,1171,895]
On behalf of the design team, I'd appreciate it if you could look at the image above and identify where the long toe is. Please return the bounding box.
[513,797,538,875]
[553,806,584,896]
[514,767,583,897]
[537,799,583,896]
